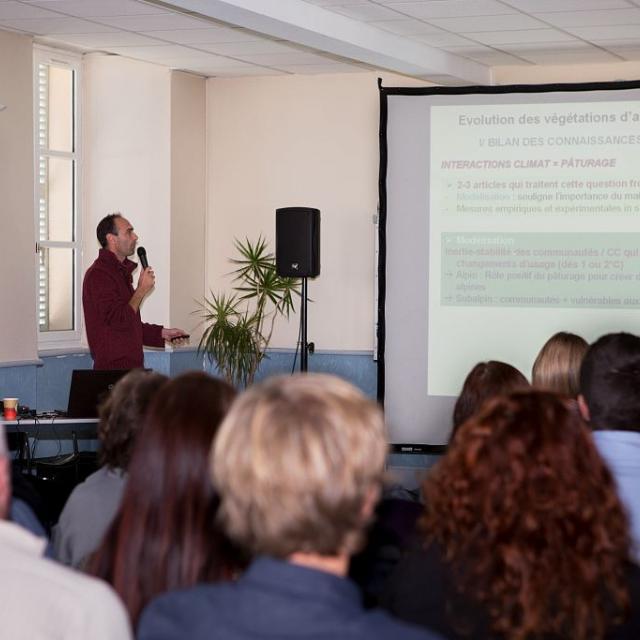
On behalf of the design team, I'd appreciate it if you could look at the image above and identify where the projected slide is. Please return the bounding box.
[428,101,640,396]
[381,82,640,444]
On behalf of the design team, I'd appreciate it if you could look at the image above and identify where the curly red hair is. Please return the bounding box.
[423,390,630,640]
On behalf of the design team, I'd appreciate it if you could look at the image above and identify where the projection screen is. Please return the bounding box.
[378,79,640,447]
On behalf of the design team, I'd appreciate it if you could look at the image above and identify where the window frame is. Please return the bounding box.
[33,45,83,349]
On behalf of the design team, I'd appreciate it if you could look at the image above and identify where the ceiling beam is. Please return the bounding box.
[150,0,491,84]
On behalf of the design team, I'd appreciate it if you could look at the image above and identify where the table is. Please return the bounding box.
[1,417,99,459]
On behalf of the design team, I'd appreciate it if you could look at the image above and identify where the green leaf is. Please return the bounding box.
[196,237,301,386]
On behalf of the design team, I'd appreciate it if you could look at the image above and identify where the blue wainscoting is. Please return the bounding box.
[0,347,377,412]
[0,347,437,479]
[0,361,39,410]
[36,352,94,411]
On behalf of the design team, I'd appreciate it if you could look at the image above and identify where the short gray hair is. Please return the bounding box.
[211,373,387,557]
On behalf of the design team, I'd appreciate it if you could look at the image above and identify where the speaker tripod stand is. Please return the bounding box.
[274,206,320,373]
[300,276,314,372]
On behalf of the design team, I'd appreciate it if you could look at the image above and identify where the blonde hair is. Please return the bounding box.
[211,373,387,558]
[532,332,588,397]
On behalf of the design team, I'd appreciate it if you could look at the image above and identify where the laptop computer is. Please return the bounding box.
[65,369,131,418]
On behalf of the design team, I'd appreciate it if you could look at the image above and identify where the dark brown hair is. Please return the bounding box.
[451,361,528,437]
[425,391,630,640]
[96,213,122,248]
[88,371,242,627]
[97,369,166,470]
[580,332,640,431]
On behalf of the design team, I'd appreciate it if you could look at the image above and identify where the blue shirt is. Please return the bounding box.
[10,498,54,558]
[138,555,440,640]
[593,430,640,563]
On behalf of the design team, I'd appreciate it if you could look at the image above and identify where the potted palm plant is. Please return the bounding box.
[198,236,299,387]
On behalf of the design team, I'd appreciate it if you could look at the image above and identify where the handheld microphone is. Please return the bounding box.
[137,246,149,270]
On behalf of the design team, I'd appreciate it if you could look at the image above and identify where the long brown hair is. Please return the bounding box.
[97,369,166,470]
[88,372,241,627]
[452,361,529,437]
[425,391,630,640]
[532,331,588,397]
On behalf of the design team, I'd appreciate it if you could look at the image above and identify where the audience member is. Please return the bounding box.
[350,492,424,607]
[11,466,50,535]
[532,330,588,397]
[88,371,241,628]
[0,426,132,639]
[451,360,528,438]
[383,391,640,639]
[579,332,640,563]
[10,496,53,558]
[54,369,166,568]
[138,373,439,640]
[11,467,54,556]
[352,361,528,604]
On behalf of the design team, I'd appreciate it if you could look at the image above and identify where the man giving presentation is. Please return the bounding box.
[83,213,187,370]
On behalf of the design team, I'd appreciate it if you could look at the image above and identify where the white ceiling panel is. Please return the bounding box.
[499,41,623,62]
[235,51,335,66]
[501,0,631,11]
[195,39,300,56]
[413,32,481,47]
[441,43,499,55]
[93,12,209,31]
[104,43,202,59]
[274,61,368,74]
[427,13,549,32]
[467,28,578,45]
[0,1,61,19]
[183,58,277,71]
[0,0,633,82]
[389,1,517,20]
[513,49,622,65]
[607,45,640,60]
[166,55,258,68]
[599,37,640,47]
[535,8,640,27]
[566,24,640,41]
[40,31,163,47]
[501,41,604,52]
[24,0,166,17]
[368,19,444,36]
[301,0,370,5]
[328,3,406,21]
[0,15,116,33]
[205,67,284,77]
[140,27,257,44]
[159,0,489,83]
[457,49,527,65]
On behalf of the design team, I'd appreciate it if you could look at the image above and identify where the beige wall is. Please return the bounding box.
[206,71,427,351]
[6,24,640,363]
[204,63,640,352]
[170,71,206,340]
[82,53,171,333]
[494,60,640,85]
[0,30,37,363]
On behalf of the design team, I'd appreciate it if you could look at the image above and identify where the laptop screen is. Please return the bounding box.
[66,369,131,418]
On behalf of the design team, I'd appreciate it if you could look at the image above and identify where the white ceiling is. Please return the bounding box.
[1,0,640,84]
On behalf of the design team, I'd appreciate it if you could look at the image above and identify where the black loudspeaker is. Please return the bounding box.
[275,207,320,277]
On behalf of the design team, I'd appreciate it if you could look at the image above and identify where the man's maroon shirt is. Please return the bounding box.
[82,248,164,370]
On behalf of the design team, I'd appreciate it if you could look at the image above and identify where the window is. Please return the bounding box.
[34,46,82,346]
